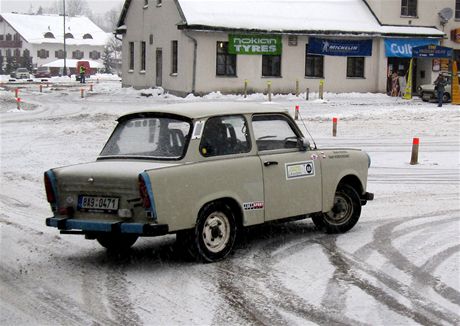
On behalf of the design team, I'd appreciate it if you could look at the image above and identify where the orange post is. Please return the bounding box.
[89,84,93,92]
[15,88,19,98]
[39,84,43,93]
[80,88,84,98]
[410,138,420,165]
[332,117,338,137]
[16,97,21,110]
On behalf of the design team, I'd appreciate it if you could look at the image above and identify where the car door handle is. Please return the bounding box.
[264,161,278,167]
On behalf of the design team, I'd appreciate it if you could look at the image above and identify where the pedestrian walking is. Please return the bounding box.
[434,73,447,107]
[79,65,86,84]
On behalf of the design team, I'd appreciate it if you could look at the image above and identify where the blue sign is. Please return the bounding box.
[384,38,440,58]
[308,38,373,56]
[412,45,453,58]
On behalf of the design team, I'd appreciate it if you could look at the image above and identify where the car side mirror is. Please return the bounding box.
[298,137,310,151]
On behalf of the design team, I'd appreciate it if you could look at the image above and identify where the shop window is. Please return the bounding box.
[44,32,55,39]
[37,49,49,59]
[65,33,74,39]
[171,40,178,74]
[89,50,100,60]
[129,42,134,70]
[305,45,324,78]
[262,55,281,77]
[401,0,417,17]
[140,41,146,71]
[83,33,93,39]
[347,57,365,78]
[72,50,84,59]
[216,42,236,76]
[456,0,460,19]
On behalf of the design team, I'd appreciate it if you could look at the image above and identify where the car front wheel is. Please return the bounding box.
[312,184,361,233]
[96,234,138,251]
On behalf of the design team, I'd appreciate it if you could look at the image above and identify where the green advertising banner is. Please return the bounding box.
[228,34,282,55]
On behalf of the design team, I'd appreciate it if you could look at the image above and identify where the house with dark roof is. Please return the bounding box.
[115,0,455,96]
[0,12,110,73]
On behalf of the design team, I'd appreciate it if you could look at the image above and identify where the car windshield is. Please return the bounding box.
[17,68,28,72]
[100,115,191,159]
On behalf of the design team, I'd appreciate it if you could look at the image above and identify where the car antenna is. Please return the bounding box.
[297,110,318,150]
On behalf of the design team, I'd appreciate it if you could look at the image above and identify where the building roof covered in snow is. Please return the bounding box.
[1,12,110,45]
[117,0,444,37]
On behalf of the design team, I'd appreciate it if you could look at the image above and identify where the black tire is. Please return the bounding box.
[420,93,428,102]
[312,184,361,233]
[187,202,237,262]
[442,93,450,103]
[96,234,138,251]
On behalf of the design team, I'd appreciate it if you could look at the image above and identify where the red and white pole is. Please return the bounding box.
[295,105,300,120]
[15,88,19,98]
[332,117,338,137]
[16,97,21,110]
[410,137,420,165]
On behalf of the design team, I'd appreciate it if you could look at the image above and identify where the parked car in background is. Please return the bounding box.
[44,103,373,262]
[34,66,51,78]
[11,68,30,79]
[418,73,460,103]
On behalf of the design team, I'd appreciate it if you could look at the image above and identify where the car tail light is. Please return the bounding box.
[44,172,56,203]
[139,174,151,209]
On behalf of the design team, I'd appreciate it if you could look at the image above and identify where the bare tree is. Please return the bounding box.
[42,0,92,17]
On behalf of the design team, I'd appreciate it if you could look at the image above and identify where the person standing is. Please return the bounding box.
[434,73,447,107]
[79,65,86,84]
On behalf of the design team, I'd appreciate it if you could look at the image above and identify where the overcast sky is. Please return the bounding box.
[1,0,125,15]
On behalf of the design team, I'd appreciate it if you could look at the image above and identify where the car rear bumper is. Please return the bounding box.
[46,217,169,236]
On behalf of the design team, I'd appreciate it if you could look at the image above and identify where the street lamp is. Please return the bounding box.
[63,0,67,76]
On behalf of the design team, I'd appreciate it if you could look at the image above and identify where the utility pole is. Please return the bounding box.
[63,0,67,76]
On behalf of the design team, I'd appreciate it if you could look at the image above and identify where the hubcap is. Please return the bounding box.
[202,211,231,253]
[324,193,352,225]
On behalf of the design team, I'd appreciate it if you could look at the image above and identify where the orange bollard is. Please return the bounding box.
[295,105,300,120]
[410,137,420,165]
[16,97,21,110]
[39,84,43,93]
[89,84,93,92]
[332,117,338,137]
[80,88,84,98]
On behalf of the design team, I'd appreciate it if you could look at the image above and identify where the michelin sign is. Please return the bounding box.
[229,35,282,55]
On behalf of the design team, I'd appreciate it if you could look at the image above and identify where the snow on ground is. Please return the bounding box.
[1,76,459,325]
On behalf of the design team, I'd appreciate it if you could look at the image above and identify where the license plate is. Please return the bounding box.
[78,195,119,213]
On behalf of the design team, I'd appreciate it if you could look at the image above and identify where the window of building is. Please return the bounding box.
[6,34,12,41]
[0,35,3,41]
[6,49,12,57]
[23,49,30,57]
[72,50,84,59]
[216,41,236,76]
[305,45,324,78]
[83,33,93,39]
[14,49,21,57]
[149,34,154,45]
[55,50,66,59]
[171,40,178,74]
[37,49,49,59]
[89,50,100,60]
[252,114,299,151]
[141,41,146,71]
[129,42,134,70]
[144,0,149,7]
[456,0,460,19]
[13,33,20,41]
[44,32,55,39]
[199,115,251,157]
[262,55,281,77]
[401,0,417,17]
[347,57,365,78]
[64,33,74,39]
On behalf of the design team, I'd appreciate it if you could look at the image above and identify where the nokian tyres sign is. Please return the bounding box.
[228,35,282,55]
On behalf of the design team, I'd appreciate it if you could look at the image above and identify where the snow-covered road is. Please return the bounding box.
[1,79,459,325]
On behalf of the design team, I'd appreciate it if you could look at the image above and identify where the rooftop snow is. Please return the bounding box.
[1,12,110,45]
[177,0,444,36]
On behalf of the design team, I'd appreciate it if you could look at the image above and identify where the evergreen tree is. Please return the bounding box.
[101,46,113,73]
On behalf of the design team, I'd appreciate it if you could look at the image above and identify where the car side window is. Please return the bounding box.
[199,115,251,157]
[252,114,299,151]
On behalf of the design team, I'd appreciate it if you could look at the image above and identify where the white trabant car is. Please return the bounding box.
[45,103,373,262]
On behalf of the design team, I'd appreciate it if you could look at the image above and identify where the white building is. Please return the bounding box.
[0,12,110,72]
[115,0,458,96]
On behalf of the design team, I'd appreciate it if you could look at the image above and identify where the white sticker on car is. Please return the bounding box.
[286,161,315,179]
[192,121,205,139]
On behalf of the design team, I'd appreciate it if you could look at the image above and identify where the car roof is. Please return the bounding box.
[118,102,289,121]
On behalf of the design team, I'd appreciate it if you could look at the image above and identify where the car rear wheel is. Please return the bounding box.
[182,202,237,262]
[96,234,138,251]
[312,184,361,233]
[442,93,450,103]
